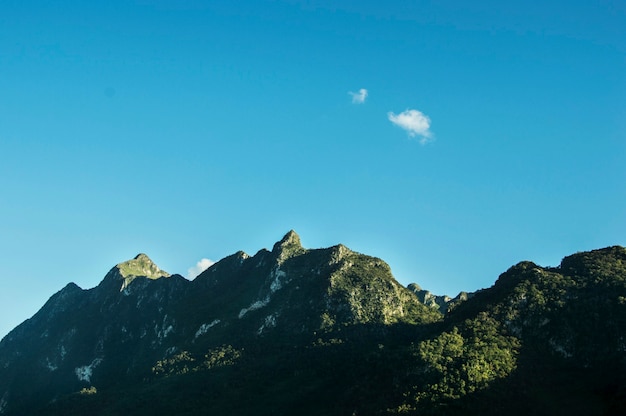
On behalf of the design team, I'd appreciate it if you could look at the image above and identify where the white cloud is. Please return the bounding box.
[387,109,433,144]
[349,88,368,104]
[187,258,215,279]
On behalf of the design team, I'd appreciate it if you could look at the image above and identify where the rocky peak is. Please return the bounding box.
[330,244,352,265]
[273,230,301,249]
[407,283,473,314]
[272,230,305,262]
[116,254,170,280]
[113,254,170,291]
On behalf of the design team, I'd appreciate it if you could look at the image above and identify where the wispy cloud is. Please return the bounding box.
[349,88,368,104]
[187,258,215,279]
[387,109,433,144]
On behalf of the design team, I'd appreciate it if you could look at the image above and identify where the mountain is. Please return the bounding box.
[407,283,473,314]
[0,232,625,415]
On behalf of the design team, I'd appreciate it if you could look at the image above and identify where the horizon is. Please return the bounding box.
[1,231,623,340]
[1,1,625,340]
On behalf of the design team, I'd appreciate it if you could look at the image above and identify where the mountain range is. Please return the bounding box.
[1,231,625,415]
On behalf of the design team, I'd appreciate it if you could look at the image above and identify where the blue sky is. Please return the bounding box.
[1,0,625,339]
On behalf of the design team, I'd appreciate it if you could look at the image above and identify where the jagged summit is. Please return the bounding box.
[116,253,170,280]
[109,253,171,291]
[272,230,305,262]
[273,229,302,250]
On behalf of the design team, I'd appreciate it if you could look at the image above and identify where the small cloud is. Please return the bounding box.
[349,88,368,104]
[187,258,215,279]
[387,109,433,144]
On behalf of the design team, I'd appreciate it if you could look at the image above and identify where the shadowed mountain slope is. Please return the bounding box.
[0,233,625,415]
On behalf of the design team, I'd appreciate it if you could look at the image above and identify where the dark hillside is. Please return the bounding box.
[1,234,624,415]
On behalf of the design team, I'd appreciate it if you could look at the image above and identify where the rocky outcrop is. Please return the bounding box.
[407,283,473,314]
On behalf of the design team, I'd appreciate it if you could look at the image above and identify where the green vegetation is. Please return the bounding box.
[325,246,442,326]
[152,345,242,377]
[412,313,519,406]
[78,386,97,395]
[116,253,170,280]
[1,235,626,415]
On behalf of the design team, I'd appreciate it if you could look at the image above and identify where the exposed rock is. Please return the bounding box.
[407,283,473,314]
[115,253,170,290]
[272,230,306,263]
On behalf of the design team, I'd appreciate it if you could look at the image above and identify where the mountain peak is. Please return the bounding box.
[272,230,305,262]
[282,229,300,243]
[115,253,170,281]
[273,230,301,250]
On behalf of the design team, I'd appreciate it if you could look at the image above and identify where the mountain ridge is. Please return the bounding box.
[1,232,624,415]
